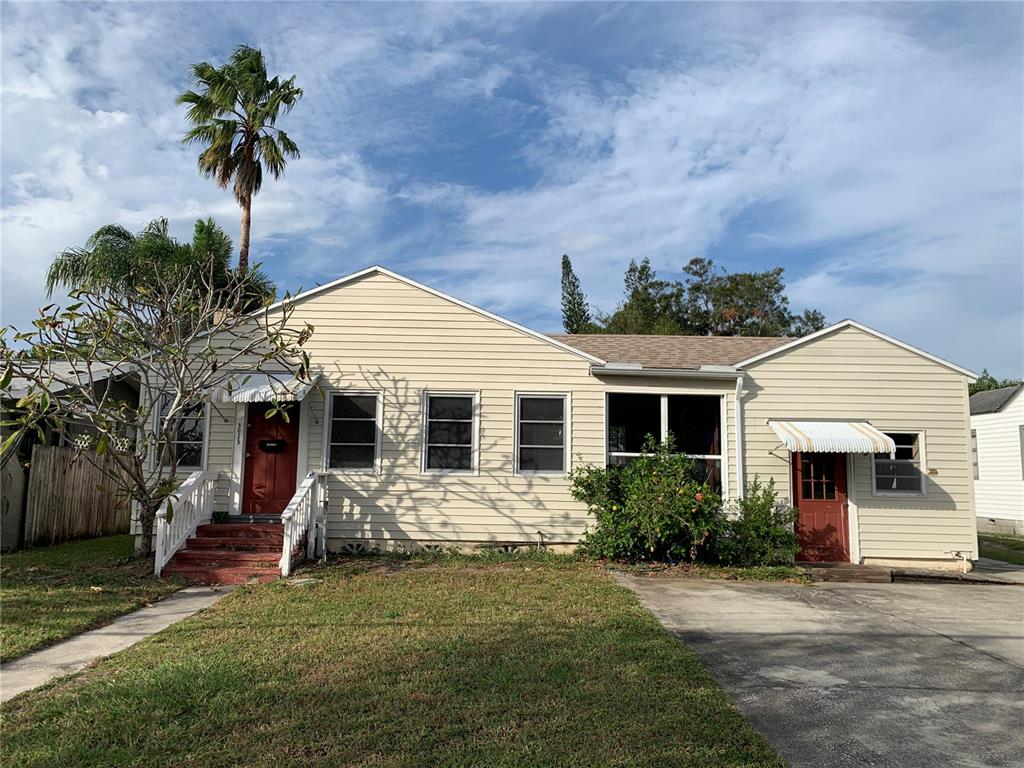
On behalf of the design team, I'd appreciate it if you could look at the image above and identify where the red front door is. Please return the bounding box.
[242,403,300,515]
[793,452,849,562]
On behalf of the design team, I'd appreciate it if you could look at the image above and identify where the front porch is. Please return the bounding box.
[154,372,326,583]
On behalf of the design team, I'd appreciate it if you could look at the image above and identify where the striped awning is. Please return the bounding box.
[211,372,318,404]
[769,420,895,454]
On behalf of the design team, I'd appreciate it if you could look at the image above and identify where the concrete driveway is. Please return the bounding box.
[617,576,1024,768]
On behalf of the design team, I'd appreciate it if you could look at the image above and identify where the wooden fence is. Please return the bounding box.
[23,444,131,546]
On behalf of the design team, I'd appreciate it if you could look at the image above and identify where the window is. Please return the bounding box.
[327,393,379,470]
[801,454,838,500]
[423,394,476,472]
[516,395,567,474]
[971,429,979,480]
[873,432,924,495]
[1019,425,1024,481]
[157,396,205,469]
[606,393,722,491]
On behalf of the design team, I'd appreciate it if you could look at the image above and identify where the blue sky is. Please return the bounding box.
[2,2,1022,377]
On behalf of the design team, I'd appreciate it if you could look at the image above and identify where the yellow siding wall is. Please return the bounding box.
[205,271,599,547]
[203,273,738,547]
[741,325,977,563]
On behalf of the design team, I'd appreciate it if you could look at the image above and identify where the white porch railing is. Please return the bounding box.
[154,470,217,576]
[280,472,325,577]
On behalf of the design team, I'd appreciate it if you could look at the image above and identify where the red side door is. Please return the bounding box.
[242,403,300,515]
[793,452,850,562]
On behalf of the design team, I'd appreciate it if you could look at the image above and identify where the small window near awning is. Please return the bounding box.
[769,420,896,454]
[211,373,318,404]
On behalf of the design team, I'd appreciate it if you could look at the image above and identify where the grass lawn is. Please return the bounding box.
[2,553,784,768]
[0,535,181,663]
[978,532,1024,566]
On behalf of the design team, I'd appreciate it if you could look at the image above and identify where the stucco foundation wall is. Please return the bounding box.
[740,325,977,563]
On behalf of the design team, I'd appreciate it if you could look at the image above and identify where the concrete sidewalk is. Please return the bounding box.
[1,585,232,703]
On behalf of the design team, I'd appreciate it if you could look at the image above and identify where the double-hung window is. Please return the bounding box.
[423,393,476,472]
[156,395,205,470]
[327,393,379,471]
[516,394,568,474]
[606,393,723,491]
[873,432,925,495]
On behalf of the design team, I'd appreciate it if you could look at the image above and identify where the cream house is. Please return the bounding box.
[149,266,979,582]
[970,385,1024,535]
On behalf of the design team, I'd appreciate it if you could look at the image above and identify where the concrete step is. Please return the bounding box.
[163,563,279,585]
[185,536,281,552]
[172,550,281,567]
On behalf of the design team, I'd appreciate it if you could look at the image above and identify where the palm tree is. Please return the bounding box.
[46,218,275,310]
[177,45,302,274]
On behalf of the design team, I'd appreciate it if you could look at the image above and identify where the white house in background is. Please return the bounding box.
[970,385,1024,535]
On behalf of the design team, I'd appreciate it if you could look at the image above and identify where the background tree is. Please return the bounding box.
[178,45,302,274]
[560,254,594,333]
[599,258,684,334]
[969,369,1023,396]
[46,218,275,315]
[580,256,825,337]
[3,247,312,558]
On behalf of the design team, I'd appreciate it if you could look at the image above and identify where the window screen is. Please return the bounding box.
[157,396,205,469]
[874,432,923,494]
[425,395,474,471]
[328,394,377,469]
[517,396,566,473]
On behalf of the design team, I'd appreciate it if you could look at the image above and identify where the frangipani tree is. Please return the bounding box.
[2,241,313,557]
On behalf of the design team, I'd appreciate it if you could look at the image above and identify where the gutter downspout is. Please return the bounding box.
[734,374,745,498]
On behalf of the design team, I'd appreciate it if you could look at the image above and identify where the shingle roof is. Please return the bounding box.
[547,334,790,369]
[970,385,1023,415]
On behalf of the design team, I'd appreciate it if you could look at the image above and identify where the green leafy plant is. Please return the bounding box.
[714,477,798,566]
[572,436,723,562]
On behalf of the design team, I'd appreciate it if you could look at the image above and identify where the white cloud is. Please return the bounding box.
[1,3,1021,378]
[408,10,1023,376]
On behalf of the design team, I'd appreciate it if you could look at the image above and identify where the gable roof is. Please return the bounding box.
[970,385,1023,415]
[262,265,605,365]
[548,334,788,369]
[734,319,978,379]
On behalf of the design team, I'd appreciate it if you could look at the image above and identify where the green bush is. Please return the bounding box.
[572,436,723,562]
[714,478,799,566]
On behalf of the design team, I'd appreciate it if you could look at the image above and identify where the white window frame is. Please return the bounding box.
[514,392,570,476]
[604,392,725,485]
[421,390,480,475]
[322,390,382,475]
[871,430,927,497]
[152,393,209,472]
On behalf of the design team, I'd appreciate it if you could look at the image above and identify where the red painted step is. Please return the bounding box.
[195,523,284,538]
[185,536,281,552]
[172,550,281,567]
[163,563,279,585]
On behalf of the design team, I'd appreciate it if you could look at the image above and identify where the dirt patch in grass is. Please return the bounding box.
[2,555,783,768]
[608,560,811,583]
[0,536,180,662]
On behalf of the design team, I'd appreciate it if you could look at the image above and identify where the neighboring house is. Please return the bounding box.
[970,385,1024,535]
[149,265,979,581]
[1,363,139,549]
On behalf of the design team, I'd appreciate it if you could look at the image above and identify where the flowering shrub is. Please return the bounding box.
[714,477,799,566]
[572,436,723,562]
